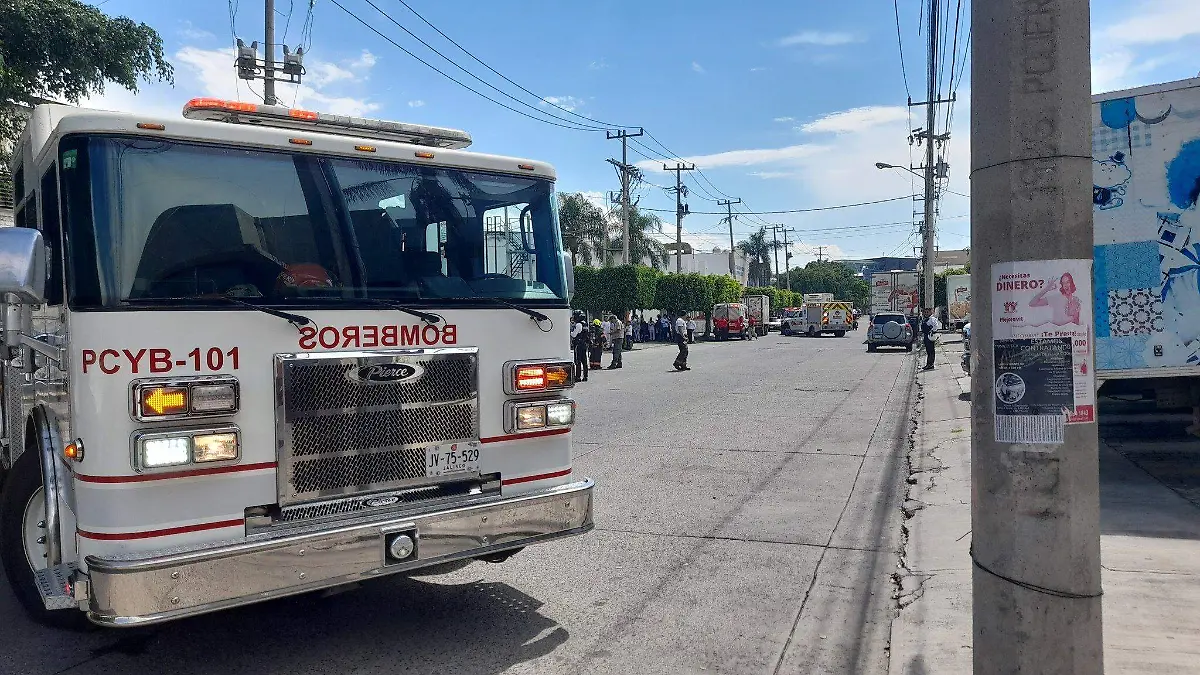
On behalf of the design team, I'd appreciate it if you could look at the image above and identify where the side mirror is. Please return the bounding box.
[0,228,47,304]
[561,253,575,298]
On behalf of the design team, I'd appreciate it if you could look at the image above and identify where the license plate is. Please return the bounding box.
[425,442,481,477]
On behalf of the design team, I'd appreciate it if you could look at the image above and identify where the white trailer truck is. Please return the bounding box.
[1091,77,1200,406]
[945,273,970,329]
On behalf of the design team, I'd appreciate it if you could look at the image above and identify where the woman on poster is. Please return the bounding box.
[1029,272,1083,326]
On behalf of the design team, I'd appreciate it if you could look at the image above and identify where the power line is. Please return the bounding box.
[329,0,605,132]
[360,0,605,132]
[281,0,296,46]
[894,0,912,101]
[390,0,638,131]
[642,194,917,216]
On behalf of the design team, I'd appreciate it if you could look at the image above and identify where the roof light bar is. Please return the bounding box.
[181,98,472,149]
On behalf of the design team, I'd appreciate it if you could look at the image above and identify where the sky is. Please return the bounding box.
[83,0,1200,266]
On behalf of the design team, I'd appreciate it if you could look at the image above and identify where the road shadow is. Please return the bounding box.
[0,574,567,675]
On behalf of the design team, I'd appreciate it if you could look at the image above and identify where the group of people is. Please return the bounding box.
[571,311,692,381]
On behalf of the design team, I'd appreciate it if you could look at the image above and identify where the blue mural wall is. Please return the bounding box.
[1093,82,1200,372]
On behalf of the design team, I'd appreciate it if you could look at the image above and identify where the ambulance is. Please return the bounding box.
[0,99,593,627]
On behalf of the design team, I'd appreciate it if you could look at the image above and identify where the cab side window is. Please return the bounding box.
[39,165,64,305]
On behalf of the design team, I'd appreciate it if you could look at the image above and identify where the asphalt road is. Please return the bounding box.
[1,328,918,675]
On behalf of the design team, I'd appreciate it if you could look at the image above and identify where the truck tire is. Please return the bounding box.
[0,450,88,630]
[807,325,816,337]
[867,344,877,353]
[834,331,846,337]
[905,344,913,352]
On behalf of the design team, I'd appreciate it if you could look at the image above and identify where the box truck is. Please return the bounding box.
[945,273,970,329]
[1091,77,1200,401]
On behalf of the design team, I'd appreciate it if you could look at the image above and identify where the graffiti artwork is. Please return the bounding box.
[1093,82,1200,373]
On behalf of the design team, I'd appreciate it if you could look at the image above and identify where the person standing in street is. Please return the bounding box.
[673,314,690,371]
[607,314,624,369]
[625,317,634,350]
[686,317,696,344]
[571,315,591,382]
[589,319,604,369]
[921,307,941,371]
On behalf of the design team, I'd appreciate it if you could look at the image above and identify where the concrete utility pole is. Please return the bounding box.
[664,162,696,273]
[718,198,741,277]
[263,0,277,105]
[782,228,793,291]
[815,245,827,263]
[607,128,644,265]
[972,0,1103,673]
[921,0,938,309]
[769,225,782,288]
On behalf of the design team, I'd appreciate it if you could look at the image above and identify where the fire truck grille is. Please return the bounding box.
[275,349,480,507]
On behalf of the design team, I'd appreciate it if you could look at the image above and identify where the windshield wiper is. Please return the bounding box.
[446,296,550,324]
[121,294,313,330]
[347,298,442,324]
[296,295,442,324]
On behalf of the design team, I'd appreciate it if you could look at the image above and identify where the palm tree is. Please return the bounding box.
[737,227,774,287]
[607,206,669,268]
[557,193,608,266]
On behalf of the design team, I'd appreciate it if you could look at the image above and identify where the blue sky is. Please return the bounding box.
[87,0,1200,264]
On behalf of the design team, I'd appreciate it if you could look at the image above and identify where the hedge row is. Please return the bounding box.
[571,265,744,315]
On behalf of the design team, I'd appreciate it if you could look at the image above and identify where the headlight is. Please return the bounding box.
[505,399,575,434]
[131,376,240,421]
[193,432,239,462]
[141,436,191,468]
[133,426,241,472]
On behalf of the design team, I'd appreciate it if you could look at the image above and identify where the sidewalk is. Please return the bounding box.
[889,338,1200,674]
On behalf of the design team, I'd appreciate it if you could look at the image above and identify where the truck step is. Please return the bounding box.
[34,563,79,610]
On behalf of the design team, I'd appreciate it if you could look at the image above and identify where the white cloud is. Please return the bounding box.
[407,99,425,108]
[799,106,908,134]
[692,61,706,74]
[589,59,609,71]
[347,50,378,69]
[772,116,796,123]
[778,31,863,47]
[1098,0,1200,46]
[750,67,767,73]
[83,45,380,119]
[638,144,825,171]
[179,23,215,42]
[541,95,585,112]
[749,171,800,179]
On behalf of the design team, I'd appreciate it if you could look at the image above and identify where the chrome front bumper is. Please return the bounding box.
[82,478,593,626]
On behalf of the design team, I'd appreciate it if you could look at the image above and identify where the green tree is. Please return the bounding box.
[607,206,668,269]
[557,193,607,266]
[788,261,868,307]
[0,0,174,157]
[570,266,602,314]
[736,228,774,287]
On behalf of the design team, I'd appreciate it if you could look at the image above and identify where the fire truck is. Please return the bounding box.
[0,99,593,627]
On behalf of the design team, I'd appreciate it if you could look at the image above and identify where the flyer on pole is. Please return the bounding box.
[991,259,1095,444]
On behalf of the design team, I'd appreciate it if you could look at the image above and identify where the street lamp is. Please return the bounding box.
[875,162,925,181]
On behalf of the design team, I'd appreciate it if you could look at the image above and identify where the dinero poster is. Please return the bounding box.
[991,259,1095,444]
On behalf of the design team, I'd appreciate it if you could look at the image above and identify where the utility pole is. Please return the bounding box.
[607,128,644,265]
[972,1,1102,673]
[664,162,696,273]
[770,225,782,288]
[782,229,793,291]
[920,0,938,309]
[815,246,827,263]
[234,1,303,104]
[263,0,277,105]
[718,198,741,277]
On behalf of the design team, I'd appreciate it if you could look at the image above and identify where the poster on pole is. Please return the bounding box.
[991,259,1095,444]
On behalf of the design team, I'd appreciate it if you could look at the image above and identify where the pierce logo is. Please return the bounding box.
[346,363,423,385]
[363,495,400,508]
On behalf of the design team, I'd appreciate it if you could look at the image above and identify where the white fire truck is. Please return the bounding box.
[0,99,593,627]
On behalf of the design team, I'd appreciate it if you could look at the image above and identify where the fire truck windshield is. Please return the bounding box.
[60,135,567,309]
